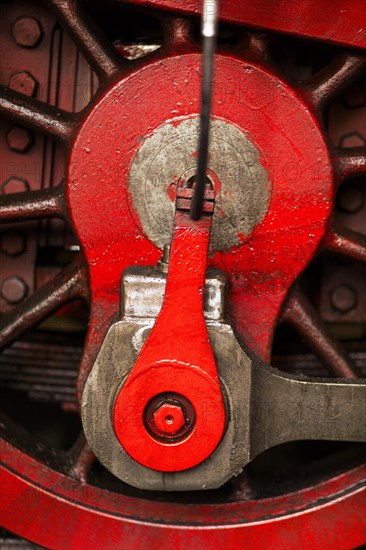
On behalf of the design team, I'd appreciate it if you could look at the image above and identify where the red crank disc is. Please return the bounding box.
[114,363,225,471]
[68,52,333,362]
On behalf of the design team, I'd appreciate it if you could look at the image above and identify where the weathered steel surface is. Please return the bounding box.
[82,264,366,490]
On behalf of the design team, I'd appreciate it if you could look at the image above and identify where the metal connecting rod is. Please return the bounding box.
[190,0,220,220]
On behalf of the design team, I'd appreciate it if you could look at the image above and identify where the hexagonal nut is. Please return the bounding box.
[340,132,366,149]
[153,403,185,435]
[0,230,26,257]
[1,276,28,304]
[12,17,42,48]
[337,185,364,214]
[2,177,29,194]
[9,71,37,97]
[342,83,366,109]
[6,125,34,153]
[330,284,357,313]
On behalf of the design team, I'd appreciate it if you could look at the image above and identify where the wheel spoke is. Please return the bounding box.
[245,31,271,62]
[303,53,366,110]
[333,147,366,186]
[0,86,74,142]
[0,184,66,223]
[282,288,357,378]
[68,432,95,484]
[324,224,366,263]
[0,257,88,352]
[47,0,122,82]
[77,296,116,402]
[161,16,195,52]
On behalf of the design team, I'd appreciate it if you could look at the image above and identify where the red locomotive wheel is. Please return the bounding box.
[0,0,365,548]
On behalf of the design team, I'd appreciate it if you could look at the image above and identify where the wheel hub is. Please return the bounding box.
[72,52,338,483]
[128,117,270,252]
[68,52,333,361]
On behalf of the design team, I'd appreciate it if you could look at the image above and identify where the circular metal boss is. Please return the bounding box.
[128,117,270,252]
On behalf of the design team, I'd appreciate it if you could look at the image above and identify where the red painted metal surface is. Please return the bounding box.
[0,1,365,546]
[114,184,226,471]
[68,52,333,389]
[125,0,366,49]
[1,442,365,549]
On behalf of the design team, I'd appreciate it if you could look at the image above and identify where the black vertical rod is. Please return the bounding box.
[190,0,219,220]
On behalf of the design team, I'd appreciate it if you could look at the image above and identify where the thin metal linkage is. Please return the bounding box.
[190,0,219,220]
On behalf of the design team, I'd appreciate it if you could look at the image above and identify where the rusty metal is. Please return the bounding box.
[320,260,366,324]
[282,287,357,378]
[330,284,358,313]
[337,183,364,214]
[8,71,37,97]
[0,256,87,352]
[0,336,81,404]
[0,230,26,257]
[11,16,42,48]
[0,276,28,304]
[0,86,75,142]
[0,184,66,223]
[333,147,366,185]
[324,223,366,263]
[68,433,95,484]
[5,125,34,153]
[302,54,366,110]
[47,0,123,82]
[2,177,29,194]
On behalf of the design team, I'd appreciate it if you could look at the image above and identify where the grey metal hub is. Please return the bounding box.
[81,265,366,492]
[82,267,252,491]
[128,117,270,252]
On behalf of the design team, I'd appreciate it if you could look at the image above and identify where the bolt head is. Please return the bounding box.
[9,71,37,97]
[330,284,357,313]
[2,177,29,194]
[12,17,42,48]
[6,126,34,153]
[0,230,26,257]
[1,276,28,304]
[340,132,365,149]
[153,402,185,435]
